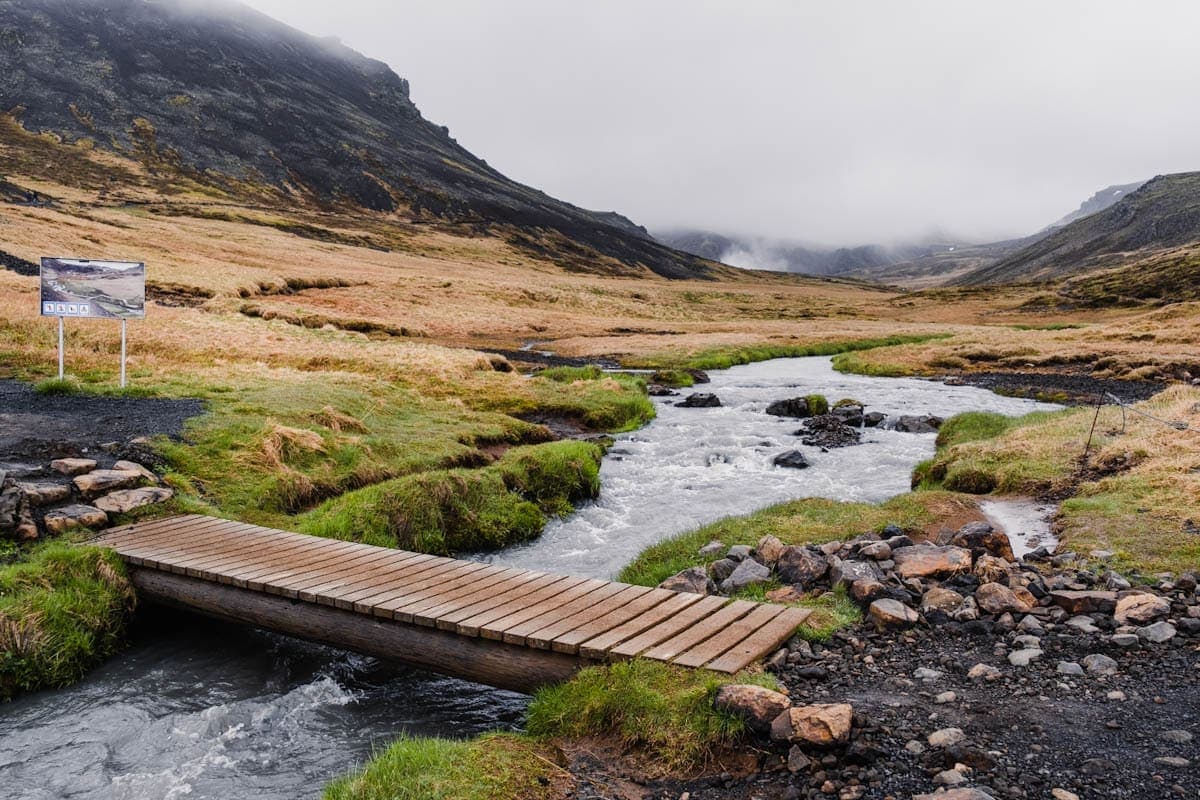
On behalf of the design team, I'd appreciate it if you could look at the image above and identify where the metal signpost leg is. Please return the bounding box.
[57,315,64,380]
[120,318,127,388]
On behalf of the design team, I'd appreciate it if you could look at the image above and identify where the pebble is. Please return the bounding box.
[1110,633,1139,647]
[1160,729,1194,744]
[934,691,957,704]
[1008,648,1042,667]
[967,663,1002,681]
[1051,790,1081,800]
[1056,661,1084,676]
[914,667,944,681]
[1106,690,1127,701]
[927,727,966,748]
[1082,653,1118,676]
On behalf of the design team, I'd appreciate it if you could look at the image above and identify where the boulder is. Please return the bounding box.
[921,586,964,614]
[73,469,144,499]
[755,534,787,566]
[1050,590,1117,615]
[770,703,853,745]
[973,553,1011,583]
[43,504,108,534]
[975,582,1035,615]
[658,566,716,595]
[766,396,824,418]
[646,384,677,397]
[714,684,791,735]
[677,393,721,408]
[867,598,919,629]
[708,558,737,583]
[894,414,943,433]
[1082,653,1118,675]
[926,727,966,748]
[721,558,771,593]
[773,450,810,469]
[50,457,97,476]
[831,403,864,426]
[950,521,1016,562]
[1137,621,1177,643]
[858,541,892,561]
[776,546,829,585]
[850,578,888,604]
[726,544,753,561]
[94,487,174,514]
[1114,593,1171,626]
[796,415,861,449]
[16,482,71,507]
[829,558,881,589]
[892,545,973,579]
[862,411,886,428]
[113,460,158,481]
[1008,648,1042,667]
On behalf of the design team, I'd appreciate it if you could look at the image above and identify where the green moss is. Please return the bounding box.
[804,394,829,416]
[0,543,135,700]
[526,660,778,771]
[322,733,559,800]
[300,441,603,554]
[649,369,696,388]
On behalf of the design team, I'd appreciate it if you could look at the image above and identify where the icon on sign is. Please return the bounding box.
[43,302,54,314]
[79,304,90,315]
[56,303,66,314]
[67,304,78,314]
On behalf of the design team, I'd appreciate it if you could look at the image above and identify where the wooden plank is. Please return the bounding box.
[639,599,757,663]
[371,562,496,618]
[671,603,783,668]
[167,526,349,584]
[298,550,433,604]
[91,514,206,545]
[352,560,486,616]
[435,572,568,631]
[524,584,653,650]
[410,568,538,627]
[455,575,591,637]
[391,565,521,623]
[577,591,706,660]
[98,515,240,557]
[478,579,611,642]
[550,588,677,654]
[705,607,812,673]
[344,556,465,611]
[261,542,409,597]
[326,553,444,610]
[236,538,388,592]
[502,581,633,646]
[606,595,730,659]
[112,519,259,569]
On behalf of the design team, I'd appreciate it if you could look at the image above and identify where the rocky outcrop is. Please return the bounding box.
[773,450,810,469]
[677,393,722,408]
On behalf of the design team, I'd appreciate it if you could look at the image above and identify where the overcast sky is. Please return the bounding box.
[244,0,1200,247]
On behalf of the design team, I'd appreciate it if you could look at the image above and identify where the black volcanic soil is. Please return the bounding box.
[953,371,1164,404]
[0,380,203,461]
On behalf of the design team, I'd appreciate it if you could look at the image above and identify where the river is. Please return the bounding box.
[0,357,1057,800]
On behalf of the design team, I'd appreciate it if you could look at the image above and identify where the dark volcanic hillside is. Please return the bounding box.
[0,0,715,279]
[959,172,1200,285]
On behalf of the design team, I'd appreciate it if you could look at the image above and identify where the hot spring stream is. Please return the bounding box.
[0,357,1058,800]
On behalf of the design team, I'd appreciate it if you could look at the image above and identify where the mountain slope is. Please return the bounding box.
[0,0,715,279]
[1046,180,1147,229]
[958,172,1200,285]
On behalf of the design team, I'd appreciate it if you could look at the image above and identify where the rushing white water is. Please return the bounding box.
[980,497,1059,557]
[486,357,1058,578]
[0,356,1059,800]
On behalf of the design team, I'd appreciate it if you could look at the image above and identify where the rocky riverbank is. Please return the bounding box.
[647,522,1199,800]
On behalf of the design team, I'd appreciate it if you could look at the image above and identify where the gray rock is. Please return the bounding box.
[677,392,721,408]
[698,539,725,556]
[1161,729,1194,744]
[867,598,919,629]
[894,414,942,433]
[709,558,737,583]
[829,558,881,589]
[1110,633,1139,647]
[721,557,771,593]
[1153,756,1190,768]
[1082,653,1119,675]
[776,546,829,585]
[773,450,810,469]
[1056,661,1085,676]
[1137,621,1177,643]
[94,487,174,514]
[658,566,716,595]
[926,727,966,748]
[1008,648,1043,667]
[43,504,108,534]
[786,745,811,773]
[726,544,753,562]
[913,667,944,681]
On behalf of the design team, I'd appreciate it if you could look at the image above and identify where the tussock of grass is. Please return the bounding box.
[650,369,696,388]
[538,365,604,382]
[33,377,82,396]
[830,351,916,377]
[618,492,971,588]
[322,733,562,800]
[0,543,135,700]
[526,660,778,772]
[300,441,602,554]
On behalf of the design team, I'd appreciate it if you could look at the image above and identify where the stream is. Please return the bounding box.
[0,357,1058,800]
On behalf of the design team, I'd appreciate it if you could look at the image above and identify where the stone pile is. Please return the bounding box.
[0,442,173,540]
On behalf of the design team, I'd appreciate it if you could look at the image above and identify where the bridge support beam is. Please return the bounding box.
[131,568,589,694]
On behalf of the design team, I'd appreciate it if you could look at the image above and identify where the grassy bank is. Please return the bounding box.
[324,661,778,800]
[0,543,135,700]
[626,333,952,372]
[914,387,1200,573]
[299,440,603,553]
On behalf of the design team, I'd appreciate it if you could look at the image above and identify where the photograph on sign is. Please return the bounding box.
[39,258,146,319]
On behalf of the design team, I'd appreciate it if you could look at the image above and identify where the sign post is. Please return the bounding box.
[39,258,146,384]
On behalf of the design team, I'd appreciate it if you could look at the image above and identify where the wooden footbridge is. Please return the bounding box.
[90,515,811,693]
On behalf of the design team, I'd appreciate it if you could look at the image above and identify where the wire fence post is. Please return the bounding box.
[57,315,64,380]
